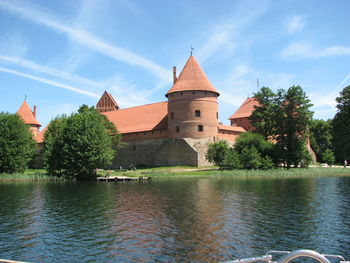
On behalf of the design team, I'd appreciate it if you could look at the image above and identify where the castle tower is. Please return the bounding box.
[166,55,220,139]
[17,100,41,137]
[96,91,119,112]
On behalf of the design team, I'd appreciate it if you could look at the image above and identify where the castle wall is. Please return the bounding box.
[112,137,215,168]
[121,129,168,142]
[217,130,241,142]
[230,117,252,131]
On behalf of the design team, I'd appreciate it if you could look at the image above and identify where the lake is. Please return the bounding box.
[0,176,350,262]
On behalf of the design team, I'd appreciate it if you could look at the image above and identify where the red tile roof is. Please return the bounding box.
[229,97,260,119]
[17,100,41,126]
[35,125,48,143]
[102,101,168,133]
[166,56,219,97]
[218,125,246,133]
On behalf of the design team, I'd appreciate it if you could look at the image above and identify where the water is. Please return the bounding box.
[0,176,350,262]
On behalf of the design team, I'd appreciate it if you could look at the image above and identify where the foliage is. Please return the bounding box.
[239,147,262,169]
[250,87,277,139]
[206,140,229,169]
[44,106,118,180]
[234,132,274,158]
[0,112,36,173]
[321,149,335,166]
[310,119,333,162]
[332,85,350,162]
[223,149,242,169]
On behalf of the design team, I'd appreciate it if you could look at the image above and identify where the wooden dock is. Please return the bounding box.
[96,176,151,182]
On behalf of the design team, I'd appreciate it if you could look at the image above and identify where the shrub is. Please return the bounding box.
[322,149,335,166]
[206,140,229,169]
[223,149,242,169]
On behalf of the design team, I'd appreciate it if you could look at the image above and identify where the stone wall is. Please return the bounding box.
[112,137,216,168]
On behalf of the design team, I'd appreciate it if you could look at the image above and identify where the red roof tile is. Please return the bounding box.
[218,125,246,133]
[35,125,48,143]
[102,102,168,133]
[17,100,41,126]
[166,56,219,96]
[229,97,260,119]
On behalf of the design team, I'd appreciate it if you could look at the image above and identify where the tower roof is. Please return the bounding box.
[17,100,41,126]
[166,55,219,97]
[96,91,119,112]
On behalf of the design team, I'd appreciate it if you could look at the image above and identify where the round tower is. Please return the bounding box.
[166,55,219,139]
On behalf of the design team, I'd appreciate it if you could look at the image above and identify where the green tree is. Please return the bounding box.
[275,86,313,168]
[206,140,229,169]
[0,112,36,173]
[333,85,350,162]
[321,149,335,166]
[234,132,273,158]
[309,119,333,162]
[44,106,117,180]
[239,147,262,169]
[250,87,278,139]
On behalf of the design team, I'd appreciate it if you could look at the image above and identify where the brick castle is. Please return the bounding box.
[17,55,259,167]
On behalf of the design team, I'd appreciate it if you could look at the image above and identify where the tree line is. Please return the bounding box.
[206,85,350,169]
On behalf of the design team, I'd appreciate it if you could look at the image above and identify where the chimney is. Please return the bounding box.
[33,105,37,118]
[173,66,177,84]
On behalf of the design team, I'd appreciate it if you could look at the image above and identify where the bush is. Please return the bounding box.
[239,147,262,170]
[206,140,229,168]
[0,112,36,173]
[223,149,242,169]
[322,149,335,166]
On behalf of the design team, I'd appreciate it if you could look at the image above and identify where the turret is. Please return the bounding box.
[166,55,219,139]
[17,100,41,137]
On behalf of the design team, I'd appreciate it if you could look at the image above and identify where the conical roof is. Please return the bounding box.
[17,100,41,126]
[166,55,219,97]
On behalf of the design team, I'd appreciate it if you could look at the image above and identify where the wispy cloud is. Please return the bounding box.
[196,0,271,63]
[0,31,28,58]
[0,66,99,98]
[286,15,306,34]
[0,0,171,81]
[281,42,350,59]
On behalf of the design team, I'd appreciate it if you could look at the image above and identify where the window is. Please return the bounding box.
[216,112,218,119]
[180,92,183,95]
[198,125,204,132]
[175,126,180,133]
[195,110,201,117]
[170,112,174,119]
[192,91,195,95]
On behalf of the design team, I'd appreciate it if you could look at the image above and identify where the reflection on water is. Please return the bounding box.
[0,176,350,262]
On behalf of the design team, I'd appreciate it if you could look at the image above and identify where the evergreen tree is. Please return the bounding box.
[333,85,350,162]
[0,112,36,173]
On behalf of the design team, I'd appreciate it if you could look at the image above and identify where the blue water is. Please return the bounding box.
[0,176,350,262]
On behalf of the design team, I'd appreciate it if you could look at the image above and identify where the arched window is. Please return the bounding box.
[195,110,201,117]
[198,125,204,132]
[170,112,174,119]
[175,126,180,133]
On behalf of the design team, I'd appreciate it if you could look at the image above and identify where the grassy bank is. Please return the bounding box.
[99,166,350,179]
[0,169,60,181]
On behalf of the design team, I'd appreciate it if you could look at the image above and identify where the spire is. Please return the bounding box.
[165,55,219,97]
[17,100,41,126]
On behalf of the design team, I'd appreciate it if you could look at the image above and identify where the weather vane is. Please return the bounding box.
[190,45,194,56]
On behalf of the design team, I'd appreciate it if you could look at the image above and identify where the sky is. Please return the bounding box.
[1,0,350,129]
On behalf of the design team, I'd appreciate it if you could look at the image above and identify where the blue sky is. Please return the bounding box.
[1,0,349,128]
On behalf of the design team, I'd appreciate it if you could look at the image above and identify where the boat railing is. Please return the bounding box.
[222,249,350,263]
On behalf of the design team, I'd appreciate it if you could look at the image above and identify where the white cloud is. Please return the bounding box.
[0,31,28,58]
[0,0,171,81]
[0,66,100,98]
[281,42,350,59]
[286,15,306,34]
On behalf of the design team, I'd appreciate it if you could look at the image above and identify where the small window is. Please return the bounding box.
[198,125,204,132]
[195,110,201,117]
[180,92,183,95]
[170,112,174,119]
[192,91,195,95]
[216,112,218,119]
[176,126,180,133]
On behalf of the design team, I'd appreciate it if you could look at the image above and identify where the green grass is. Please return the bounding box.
[97,166,350,179]
[0,169,63,181]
